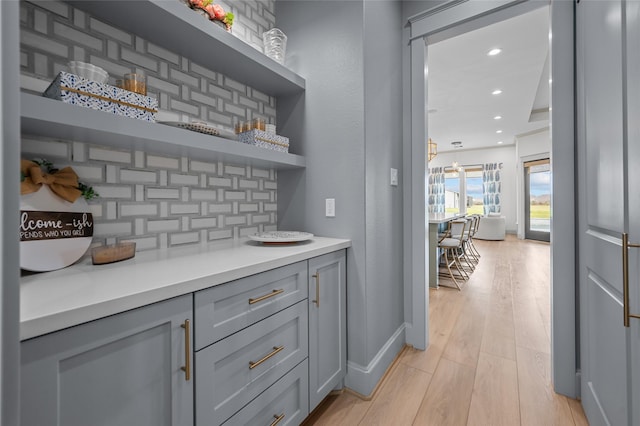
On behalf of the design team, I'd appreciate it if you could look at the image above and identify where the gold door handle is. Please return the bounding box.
[180,319,191,380]
[621,233,640,327]
[249,346,284,369]
[270,413,285,426]
[249,289,284,305]
[312,272,320,306]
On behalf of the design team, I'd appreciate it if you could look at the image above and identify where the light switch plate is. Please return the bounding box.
[325,198,336,217]
[390,168,398,186]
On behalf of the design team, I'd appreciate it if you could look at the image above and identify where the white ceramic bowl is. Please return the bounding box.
[68,61,109,83]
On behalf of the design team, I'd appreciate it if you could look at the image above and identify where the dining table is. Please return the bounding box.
[428,212,465,288]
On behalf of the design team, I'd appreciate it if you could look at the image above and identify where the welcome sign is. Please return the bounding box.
[20,185,94,272]
[20,211,93,242]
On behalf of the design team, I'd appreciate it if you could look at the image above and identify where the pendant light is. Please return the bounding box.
[451,141,464,172]
[427,138,437,162]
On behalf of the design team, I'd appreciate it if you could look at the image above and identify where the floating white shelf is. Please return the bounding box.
[21,93,306,170]
[65,0,305,96]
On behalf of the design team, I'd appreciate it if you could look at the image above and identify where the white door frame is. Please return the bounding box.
[403,0,577,397]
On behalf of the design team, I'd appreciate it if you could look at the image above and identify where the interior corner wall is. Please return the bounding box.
[274,0,369,376]
[277,0,405,396]
[363,0,405,384]
[429,146,518,232]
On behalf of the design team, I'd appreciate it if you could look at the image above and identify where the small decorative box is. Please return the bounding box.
[238,129,289,153]
[43,72,157,122]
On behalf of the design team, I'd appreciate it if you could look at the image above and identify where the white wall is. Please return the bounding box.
[429,146,517,232]
[515,128,551,238]
[517,128,551,158]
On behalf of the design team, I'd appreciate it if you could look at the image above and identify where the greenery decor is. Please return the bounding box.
[188,0,234,30]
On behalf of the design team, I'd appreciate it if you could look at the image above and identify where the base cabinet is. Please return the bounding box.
[19,249,347,426]
[308,250,347,410]
[20,295,193,426]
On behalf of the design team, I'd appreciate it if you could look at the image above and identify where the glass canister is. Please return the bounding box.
[262,28,287,65]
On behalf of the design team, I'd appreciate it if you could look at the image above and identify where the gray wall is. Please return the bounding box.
[277,0,404,395]
[363,0,404,367]
[1,2,21,424]
[402,0,449,21]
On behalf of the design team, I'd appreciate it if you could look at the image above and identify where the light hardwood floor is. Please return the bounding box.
[304,235,589,426]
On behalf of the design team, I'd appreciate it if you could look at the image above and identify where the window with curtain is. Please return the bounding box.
[444,168,461,214]
[464,167,484,214]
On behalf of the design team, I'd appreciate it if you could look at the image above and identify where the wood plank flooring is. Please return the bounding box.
[304,235,589,426]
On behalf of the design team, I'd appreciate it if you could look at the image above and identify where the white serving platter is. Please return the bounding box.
[248,231,314,243]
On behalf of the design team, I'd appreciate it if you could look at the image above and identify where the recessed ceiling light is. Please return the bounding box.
[494,115,502,120]
[488,48,502,56]
[496,130,503,134]
[497,141,503,144]
[492,89,502,95]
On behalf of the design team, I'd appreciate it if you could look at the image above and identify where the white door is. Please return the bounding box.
[577,1,640,424]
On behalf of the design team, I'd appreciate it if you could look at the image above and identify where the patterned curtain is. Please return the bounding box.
[482,163,503,214]
[428,166,445,213]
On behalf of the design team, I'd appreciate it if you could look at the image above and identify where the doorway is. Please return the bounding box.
[405,0,577,398]
[524,159,551,242]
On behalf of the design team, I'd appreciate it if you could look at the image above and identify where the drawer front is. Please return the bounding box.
[195,261,307,350]
[195,301,308,425]
[222,359,309,426]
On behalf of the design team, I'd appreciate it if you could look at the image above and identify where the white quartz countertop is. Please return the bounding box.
[428,213,465,224]
[20,236,351,341]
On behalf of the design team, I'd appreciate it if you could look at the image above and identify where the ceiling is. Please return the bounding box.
[427,6,550,153]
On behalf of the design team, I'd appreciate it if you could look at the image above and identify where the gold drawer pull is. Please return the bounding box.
[312,272,320,306]
[270,413,285,426]
[249,346,284,370]
[621,233,640,327]
[249,289,284,305]
[180,319,191,381]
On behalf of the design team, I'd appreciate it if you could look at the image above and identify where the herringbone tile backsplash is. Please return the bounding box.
[19,0,281,250]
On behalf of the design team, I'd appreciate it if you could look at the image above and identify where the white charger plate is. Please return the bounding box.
[248,231,314,243]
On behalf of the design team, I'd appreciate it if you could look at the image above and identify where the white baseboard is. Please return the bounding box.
[344,323,406,397]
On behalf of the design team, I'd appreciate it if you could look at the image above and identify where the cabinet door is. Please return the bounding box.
[308,250,347,410]
[20,295,193,426]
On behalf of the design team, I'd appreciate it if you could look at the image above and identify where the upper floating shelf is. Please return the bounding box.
[65,0,305,96]
[21,93,306,170]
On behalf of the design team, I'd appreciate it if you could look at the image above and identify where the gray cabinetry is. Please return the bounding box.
[194,261,310,425]
[194,260,308,350]
[308,250,347,410]
[20,295,193,426]
[195,301,308,425]
[222,359,309,426]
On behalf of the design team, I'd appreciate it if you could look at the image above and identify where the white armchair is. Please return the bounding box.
[474,214,506,240]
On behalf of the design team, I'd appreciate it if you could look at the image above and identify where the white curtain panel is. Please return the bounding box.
[482,162,503,215]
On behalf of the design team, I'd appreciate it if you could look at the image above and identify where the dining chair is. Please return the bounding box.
[438,220,468,290]
[463,215,481,263]
[451,218,476,272]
